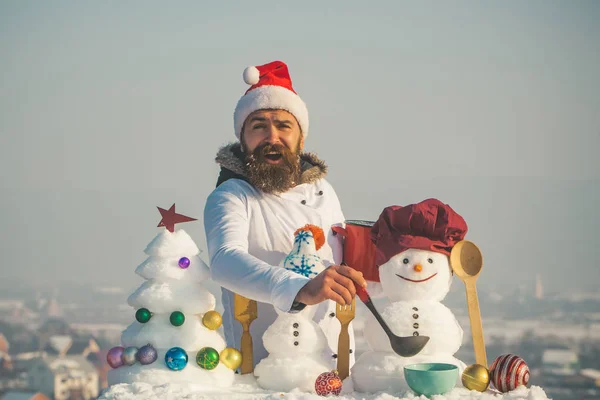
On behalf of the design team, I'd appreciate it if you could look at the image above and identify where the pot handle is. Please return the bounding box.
[331,226,347,238]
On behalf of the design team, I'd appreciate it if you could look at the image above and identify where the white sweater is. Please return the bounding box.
[204,176,355,368]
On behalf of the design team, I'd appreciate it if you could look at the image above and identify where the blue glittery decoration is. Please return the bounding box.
[293,230,312,252]
[165,347,188,371]
[285,254,320,278]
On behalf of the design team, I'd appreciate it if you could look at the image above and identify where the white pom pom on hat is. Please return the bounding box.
[242,66,260,85]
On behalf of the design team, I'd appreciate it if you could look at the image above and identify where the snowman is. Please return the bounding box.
[352,198,468,394]
[254,224,333,392]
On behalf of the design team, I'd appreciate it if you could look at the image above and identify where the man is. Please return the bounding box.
[204,61,366,368]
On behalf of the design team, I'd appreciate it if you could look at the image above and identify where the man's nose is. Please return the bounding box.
[265,124,281,143]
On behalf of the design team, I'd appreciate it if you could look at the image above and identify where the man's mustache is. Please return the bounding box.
[254,143,290,157]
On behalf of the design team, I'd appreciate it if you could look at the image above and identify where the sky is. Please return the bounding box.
[0,1,599,296]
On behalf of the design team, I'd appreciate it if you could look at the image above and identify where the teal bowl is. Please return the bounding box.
[404,363,458,397]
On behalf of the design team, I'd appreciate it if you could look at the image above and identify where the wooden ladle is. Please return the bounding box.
[450,240,487,367]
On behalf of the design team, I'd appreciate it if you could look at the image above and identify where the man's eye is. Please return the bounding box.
[252,124,266,130]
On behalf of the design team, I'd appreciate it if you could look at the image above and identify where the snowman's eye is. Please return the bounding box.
[403,258,409,264]
[427,258,433,264]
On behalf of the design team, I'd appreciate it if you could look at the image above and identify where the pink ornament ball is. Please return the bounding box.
[315,370,343,396]
[489,354,530,393]
[178,257,190,269]
[107,346,125,369]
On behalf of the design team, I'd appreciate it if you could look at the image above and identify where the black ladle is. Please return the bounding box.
[356,285,429,357]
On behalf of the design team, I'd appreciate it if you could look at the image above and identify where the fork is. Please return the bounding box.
[336,298,355,380]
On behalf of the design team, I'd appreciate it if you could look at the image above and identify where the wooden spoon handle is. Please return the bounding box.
[337,323,351,380]
[465,281,488,367]
[240,326,254,374]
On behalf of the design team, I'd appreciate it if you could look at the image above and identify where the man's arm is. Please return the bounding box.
[204,184,310,313]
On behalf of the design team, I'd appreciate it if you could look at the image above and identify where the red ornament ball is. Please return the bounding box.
[315,370,343,396]
[489,354,530,393]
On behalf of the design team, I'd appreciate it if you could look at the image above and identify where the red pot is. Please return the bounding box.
[332,220,379,282]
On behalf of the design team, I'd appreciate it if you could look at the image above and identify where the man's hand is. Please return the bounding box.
[294,265,367,306]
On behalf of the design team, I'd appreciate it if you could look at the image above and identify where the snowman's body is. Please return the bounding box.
[254,313,332,392]
[254,226,332,392]
[352,248,466,394]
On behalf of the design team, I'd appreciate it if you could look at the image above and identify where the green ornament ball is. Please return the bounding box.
[196,347,219,370]
[135,308,152,323]
[170,311,185,326]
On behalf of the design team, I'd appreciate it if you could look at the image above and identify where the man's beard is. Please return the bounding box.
[244,142,302,194]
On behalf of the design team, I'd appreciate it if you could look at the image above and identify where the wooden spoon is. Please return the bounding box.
[450,240,487,367]
[234,293,257,374]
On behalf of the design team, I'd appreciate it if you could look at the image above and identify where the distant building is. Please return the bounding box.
[0,391,50,400]
[27,355,99,400]
[580,369,600,387]
[542,348,580,376]
[0,333,10,372]
[535,273,544,300]
[40,334,100,358]
[85,350,111,390]
[36,318,72,351]
[0,333,9,354]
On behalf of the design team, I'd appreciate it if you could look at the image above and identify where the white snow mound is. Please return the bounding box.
[144,229,200,257]
[127,280,216,313]
[135,255,210,282]
[120,314,226,350]
[99,374,551,400]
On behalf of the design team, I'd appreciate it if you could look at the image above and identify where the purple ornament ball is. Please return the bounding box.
[178,257,190,269]
[137,344,158,365]
[107,346,125,369]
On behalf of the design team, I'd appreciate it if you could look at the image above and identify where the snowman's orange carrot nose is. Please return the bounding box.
[413,264,423,272]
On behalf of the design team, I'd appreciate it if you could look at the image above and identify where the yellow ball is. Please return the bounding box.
[202,311,222,330]
[462,363,490,392]
[219,347,242,370]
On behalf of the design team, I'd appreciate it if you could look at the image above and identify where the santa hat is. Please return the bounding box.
[233,61,309,139]
[371,198,468,267]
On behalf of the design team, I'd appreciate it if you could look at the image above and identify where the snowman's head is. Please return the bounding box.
[378,248,453,302]
[371,199,468,301]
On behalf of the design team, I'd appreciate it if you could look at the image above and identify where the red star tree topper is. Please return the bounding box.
[157,203,197,232]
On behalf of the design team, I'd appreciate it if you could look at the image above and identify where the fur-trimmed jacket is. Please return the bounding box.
[204,143,355,369]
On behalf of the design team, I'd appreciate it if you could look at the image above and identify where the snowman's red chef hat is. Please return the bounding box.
[371,198,468,267]
[234,61,309,139]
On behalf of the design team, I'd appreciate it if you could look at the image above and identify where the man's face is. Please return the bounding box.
[241,109,304,194]
[242,109,304,156]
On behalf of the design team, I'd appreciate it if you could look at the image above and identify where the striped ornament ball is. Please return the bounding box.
[489,354,530,393]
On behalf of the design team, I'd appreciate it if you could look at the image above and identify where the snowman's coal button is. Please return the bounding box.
[293,323,299,328]
[318,190,324,195]
[349,349,353,354]
[329,312,335,318]
[301,200,307,205]
[413,314,419,319]
[412,307,418,311]
[413,331,419,336]
[293,331,299,337]
[413,323,419,329]
[332,354,338,359]
[294,341,299,346]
